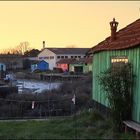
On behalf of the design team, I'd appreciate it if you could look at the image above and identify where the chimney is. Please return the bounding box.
[110,18,119,41]
[43,41,45,49]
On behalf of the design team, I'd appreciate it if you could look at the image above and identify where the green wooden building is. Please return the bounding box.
[87,18,140,123]
[69,57,92,74]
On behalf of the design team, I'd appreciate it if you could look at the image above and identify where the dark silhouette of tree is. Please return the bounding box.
[24,49,40,57]
[1,41,31,55]
[17,42,31,55]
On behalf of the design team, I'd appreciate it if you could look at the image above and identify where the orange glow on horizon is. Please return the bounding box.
[0,1,139,52]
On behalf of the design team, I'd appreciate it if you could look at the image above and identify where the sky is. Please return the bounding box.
[0,1,140,52]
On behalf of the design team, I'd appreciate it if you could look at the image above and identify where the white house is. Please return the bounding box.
[37,42,90,70]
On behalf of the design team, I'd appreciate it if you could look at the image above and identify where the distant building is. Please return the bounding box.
[0,54,23,70]
[23,49,40,61]
[30,60,39,72]
[37,60,49,71]
[24,57,38,61]
[0,63,6,71]
[69,57,92,74]
[0,63,6,79]
[56,58,74,72]
[56,57,92,73]
[38,41,90,70]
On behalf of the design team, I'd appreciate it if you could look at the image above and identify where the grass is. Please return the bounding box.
[0,110,135,139]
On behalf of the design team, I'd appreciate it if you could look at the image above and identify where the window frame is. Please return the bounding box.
[111,56,128,68]
[57,56,60,59]
[50,56,54,59]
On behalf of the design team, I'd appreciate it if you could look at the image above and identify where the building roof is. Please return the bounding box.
[87,18,140,55]
[0,54,23,58]
[39,60,49,64]
[30,60,39,64]
[45,48,90,55]
[0,54,23,65]
[84,57,92,64]
[57,57,92,64]
[70,58,85,64]
[56,58,75,64]
[70,57,92,64]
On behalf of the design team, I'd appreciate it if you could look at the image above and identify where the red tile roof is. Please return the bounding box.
[84,57,92,64]
[87,18,140,55]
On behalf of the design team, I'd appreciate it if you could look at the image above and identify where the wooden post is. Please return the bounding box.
[136,131,139,139]
[125,125,127,133]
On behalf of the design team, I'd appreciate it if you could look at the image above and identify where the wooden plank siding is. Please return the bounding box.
[92,46,140,123]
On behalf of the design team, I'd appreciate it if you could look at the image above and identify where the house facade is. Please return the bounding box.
[87,18,140,123]
[37,60,49,71]
[56,58,74,72]
[56,57,92,73]
[35,60,49,71]
[30,60,49,72]
[30,60,39,72]
[0,54,23,70]
[38,48,56,70]
[31,63,38,72]
[69,57,92,74]
[38,43,89,70]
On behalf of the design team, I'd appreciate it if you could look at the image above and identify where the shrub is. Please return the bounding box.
[98,63,134,132]
[0,74,92,118]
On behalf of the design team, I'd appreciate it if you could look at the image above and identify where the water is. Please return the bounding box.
[16,79,62,94]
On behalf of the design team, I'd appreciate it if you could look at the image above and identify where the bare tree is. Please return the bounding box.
[16,42,31,55]
[1,41,32,55]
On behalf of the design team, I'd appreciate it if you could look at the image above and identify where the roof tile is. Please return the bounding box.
[87,18,140,54]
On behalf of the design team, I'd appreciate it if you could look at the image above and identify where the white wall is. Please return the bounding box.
[38,49,56,70]
[56,54,85,62]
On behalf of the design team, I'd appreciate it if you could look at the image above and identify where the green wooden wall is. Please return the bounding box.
[69,63,92,73]
[92,46,140,123]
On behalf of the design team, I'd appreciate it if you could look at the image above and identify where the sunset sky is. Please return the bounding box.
[0,1,140,52]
